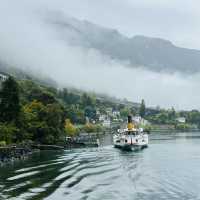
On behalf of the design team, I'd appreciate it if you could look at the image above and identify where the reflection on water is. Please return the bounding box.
[1,132,200,200]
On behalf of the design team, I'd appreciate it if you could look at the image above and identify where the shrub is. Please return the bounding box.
[0,141,6,147]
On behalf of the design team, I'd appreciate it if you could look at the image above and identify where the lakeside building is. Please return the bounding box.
[102,118,111,128]
[96,109,100,115]
[132,116,150,126]
[176,117,186,123]
[0,73,8,91]
[132,116,142,124]
[99,114,107,121]
[98,114,111,127]
[0,73,8,103]
[112,110,120,117]
[0,73,7,83]
[106,108,113,116]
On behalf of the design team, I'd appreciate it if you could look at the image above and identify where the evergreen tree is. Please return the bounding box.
[168,107,176,121]
[81,93,95,107]
[84,106,96,120]
[139,99,146,118]
[0,76,21,124]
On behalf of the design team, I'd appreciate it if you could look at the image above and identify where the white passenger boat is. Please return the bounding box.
[113,116,148,151]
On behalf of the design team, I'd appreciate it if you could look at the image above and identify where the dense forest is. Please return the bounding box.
[0,76,103,145]
[0,75,136,145]
[1,73,200,146]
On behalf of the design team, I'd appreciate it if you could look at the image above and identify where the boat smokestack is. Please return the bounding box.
[128,115,132,123]
[127,115,134,130]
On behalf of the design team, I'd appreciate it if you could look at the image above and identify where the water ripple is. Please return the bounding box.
[1,133,200,199]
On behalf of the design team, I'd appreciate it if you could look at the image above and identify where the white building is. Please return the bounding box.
[0,74,7,91]
[176,117,186,123]
[96,110,100,115]
[102,119,111,127]
[140,119,150,126]
[106,108,112,116]
[99,114,107,121]
[112,110,120,117]
[0,73,7,82]
[132,116,150,126]
[132,116,142,124]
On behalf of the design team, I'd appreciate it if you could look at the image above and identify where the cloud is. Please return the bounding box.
[0,0,200,110]
[22,0,199,49]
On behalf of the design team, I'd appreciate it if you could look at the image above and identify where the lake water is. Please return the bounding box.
[1,132,200,200]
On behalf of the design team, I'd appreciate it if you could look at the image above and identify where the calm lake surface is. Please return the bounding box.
[1,132,200,200]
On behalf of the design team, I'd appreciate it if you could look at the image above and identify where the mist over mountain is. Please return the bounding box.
[49,14,200,74]
[1,1,200,110]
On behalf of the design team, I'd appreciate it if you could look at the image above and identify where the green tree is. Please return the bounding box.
[19,80,56,105]
[23,100,65,144]
[83,123,96,133]
[65,105,85,124]
[168,107,176,121]
[0,76,21,124]
[187,110,200,125]
[81,93,95,107]
[83,123,103,133]
[84,106,96,120]
[139,99,146,118]
[65,119,77,136]
[61,88,80,105]
[23,100,45,143]
[120,107,129,118]
[0,123,19,144]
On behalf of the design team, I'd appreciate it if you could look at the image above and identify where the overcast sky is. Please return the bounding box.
[46,0,200,49]
[1,0,200,110]
[3,0,199,48]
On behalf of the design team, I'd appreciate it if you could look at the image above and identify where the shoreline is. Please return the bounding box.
[0,146,34,166]
[0,144,66,165]
[150,129,200,133]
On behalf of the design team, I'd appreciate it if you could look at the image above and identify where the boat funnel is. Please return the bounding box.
[127,115,134,130]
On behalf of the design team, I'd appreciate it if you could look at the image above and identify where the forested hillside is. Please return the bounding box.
[0,73,136,145]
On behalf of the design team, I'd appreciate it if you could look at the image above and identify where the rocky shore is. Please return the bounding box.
[0,146,32,165]
[0,133,103,165]
[0,144,68,165]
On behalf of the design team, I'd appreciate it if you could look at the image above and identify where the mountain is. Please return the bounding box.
[49,14,200,73]
[0,62,57,87]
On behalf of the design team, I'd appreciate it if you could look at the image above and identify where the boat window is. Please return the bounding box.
[126,131,137,135]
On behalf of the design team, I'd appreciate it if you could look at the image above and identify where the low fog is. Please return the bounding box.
[0,0,200,110]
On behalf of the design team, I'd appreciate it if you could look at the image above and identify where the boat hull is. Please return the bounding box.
[113,132,149,151]
[114,143,148,151]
